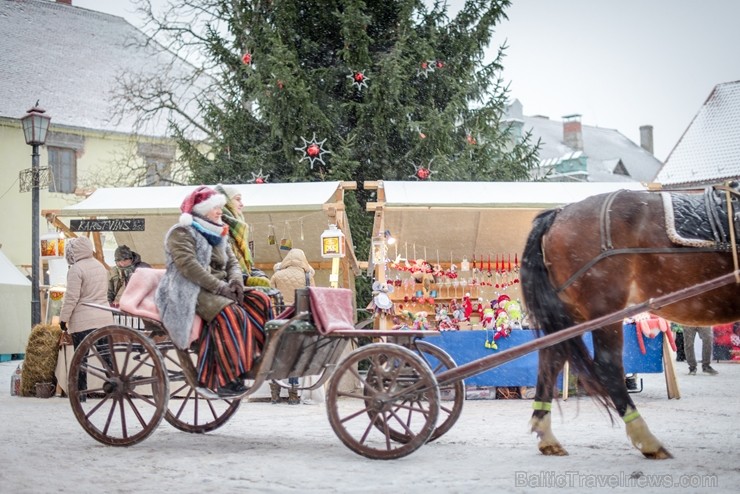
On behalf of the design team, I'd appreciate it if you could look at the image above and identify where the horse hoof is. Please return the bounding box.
[642,447,673,460]
[540,444,569,456]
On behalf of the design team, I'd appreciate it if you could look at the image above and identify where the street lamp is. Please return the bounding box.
[21,103,51,327]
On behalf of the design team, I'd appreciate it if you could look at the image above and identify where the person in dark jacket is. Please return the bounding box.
[108,245,151,306]
[155,186,273,396]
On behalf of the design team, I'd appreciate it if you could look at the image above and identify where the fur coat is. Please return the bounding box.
[59,237,114,334]
[155,224,242,349]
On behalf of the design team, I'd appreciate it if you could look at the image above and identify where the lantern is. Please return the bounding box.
[320,224,345,258]
[40,231,65,259]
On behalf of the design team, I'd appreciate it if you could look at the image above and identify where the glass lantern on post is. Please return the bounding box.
[320,224,345,288]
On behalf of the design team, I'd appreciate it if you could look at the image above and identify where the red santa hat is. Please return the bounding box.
[179,186,226,226]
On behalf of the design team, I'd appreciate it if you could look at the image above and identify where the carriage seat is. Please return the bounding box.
[118,268,203,347]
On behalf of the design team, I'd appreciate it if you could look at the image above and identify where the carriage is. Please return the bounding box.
[69,183,740,460]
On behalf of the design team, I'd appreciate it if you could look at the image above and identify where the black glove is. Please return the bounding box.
[60,321,67,332]
[229,279,244,304]
[216,282,239,303]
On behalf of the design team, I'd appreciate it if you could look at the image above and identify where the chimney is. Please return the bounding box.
[562,114,583,150]
[639,125,654,154]
[56,0,72,5]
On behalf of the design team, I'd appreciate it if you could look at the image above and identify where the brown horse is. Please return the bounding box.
[520,185,740,459]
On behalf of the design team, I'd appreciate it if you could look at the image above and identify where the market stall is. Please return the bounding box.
[365,180,669,395]
[44,181,360,289]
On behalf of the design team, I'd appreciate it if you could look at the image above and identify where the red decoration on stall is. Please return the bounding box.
[242,52,252,65]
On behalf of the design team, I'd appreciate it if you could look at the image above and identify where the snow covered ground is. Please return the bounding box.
[1,358,738,493]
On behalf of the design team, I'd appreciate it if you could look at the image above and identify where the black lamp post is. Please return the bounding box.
[21,104,51,327]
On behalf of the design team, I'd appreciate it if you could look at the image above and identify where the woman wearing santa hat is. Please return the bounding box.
[155,186,273,396]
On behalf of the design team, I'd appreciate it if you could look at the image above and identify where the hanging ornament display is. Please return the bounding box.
[416,59,436,78]
[409,160,434,180]
[347,69,369,91]
[248,169,269,184]
[241,52,252,65]
[295,133,331,169]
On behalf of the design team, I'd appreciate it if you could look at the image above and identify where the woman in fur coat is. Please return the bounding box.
[155,186,273,396]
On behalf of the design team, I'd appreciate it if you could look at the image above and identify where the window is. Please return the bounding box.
[48,147,77,193]
[145,158,172,186]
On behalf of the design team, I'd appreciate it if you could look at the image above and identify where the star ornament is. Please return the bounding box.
[295,133,331,169]
[410,160,435,180]
[416,59,436,78]
[347,69,369,91]
[248,169,270,184]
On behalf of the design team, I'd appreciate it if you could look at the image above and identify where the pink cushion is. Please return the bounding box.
[307,287,354,334]
[119,268,203,345]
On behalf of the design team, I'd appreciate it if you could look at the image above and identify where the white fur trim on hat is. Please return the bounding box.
[192,193,226,216]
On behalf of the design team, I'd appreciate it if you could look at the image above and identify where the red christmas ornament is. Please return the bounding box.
[255,177,264,184]
[466,134,477,145]
[241,52,252,65]
[348,69,369,90]
[436,60,445,69]
[248,169,270,184]
[295,133,331,169]
[416,167,431,180]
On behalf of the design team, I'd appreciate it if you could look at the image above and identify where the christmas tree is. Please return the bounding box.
[124,0,539,286]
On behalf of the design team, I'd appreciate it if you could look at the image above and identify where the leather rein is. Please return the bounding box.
[555,185,740,294]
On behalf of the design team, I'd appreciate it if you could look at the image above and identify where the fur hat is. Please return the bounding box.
[179,186,226,226]
[114,245,133,262]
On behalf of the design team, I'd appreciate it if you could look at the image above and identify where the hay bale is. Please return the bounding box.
[21,324,62,397]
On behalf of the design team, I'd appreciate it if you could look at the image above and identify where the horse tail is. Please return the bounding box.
[521,208,574,334]
[521,208,613,410]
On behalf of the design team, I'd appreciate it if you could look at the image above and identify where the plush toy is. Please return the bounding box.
[481,307,495,329]
[435,307,456,331]
[462,293,473,321]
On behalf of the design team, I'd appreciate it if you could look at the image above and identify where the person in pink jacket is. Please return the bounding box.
[59,236,114,399]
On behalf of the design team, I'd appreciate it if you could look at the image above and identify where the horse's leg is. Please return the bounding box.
[530,345,568,456]
[592,324,673,459]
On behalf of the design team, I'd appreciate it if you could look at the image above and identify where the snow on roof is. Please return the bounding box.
[57,182,345,217]
[656,80,740,187]
[0,249,30,286]
[380,181,647,209]
[0,0,202,137]
[521,115,662,183]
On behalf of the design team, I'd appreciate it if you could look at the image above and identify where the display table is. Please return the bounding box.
[424,323,664,388]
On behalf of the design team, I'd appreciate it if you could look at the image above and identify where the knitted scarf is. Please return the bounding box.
[221,200,254,274]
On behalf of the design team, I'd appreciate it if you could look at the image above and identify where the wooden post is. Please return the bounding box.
[662,332,681,399]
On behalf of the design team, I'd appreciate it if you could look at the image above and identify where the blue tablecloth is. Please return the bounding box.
[424,323,663,387]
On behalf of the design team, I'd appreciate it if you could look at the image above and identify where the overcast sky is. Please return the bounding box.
[72,0,740,162]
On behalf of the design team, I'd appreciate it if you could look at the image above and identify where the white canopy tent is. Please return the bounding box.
[46,181,359,287]
[0,249,32,356]
[366,181,649,309]
[368,181,648,260]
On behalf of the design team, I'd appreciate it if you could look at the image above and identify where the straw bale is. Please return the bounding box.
[21,324,62,396]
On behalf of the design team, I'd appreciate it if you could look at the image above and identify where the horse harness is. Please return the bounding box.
[555,183,740,293]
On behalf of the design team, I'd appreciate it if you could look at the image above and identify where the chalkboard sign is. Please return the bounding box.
[70,218,145,232]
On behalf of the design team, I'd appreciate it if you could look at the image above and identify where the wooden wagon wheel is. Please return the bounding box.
[68,325,169,446]
[326,343,439,460]
[160,345,241,433]
[400,341,464,442]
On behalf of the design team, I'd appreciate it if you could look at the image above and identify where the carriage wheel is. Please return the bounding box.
[326,343,439,460]
[160,346,241,433]
[406,341,464,442]
[363,341,463,443]
[68,325,169,446]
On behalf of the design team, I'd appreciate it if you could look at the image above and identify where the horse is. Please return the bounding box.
[520,184,740,459]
